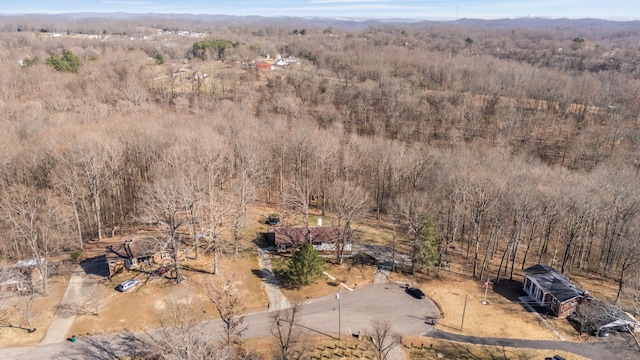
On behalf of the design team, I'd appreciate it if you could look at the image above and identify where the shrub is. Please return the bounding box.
[46,50,81,73]
[70,250,82,263]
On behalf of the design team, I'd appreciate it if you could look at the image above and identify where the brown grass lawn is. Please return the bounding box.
[402,337,589,360]
[0,276,67,348]
[69,252,267,337]
[390,270,561,341]
[279,258,377,303]
[571,271,621,304]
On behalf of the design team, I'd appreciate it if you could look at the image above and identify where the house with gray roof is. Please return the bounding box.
[523,264,588,318]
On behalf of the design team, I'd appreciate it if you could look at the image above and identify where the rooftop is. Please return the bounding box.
[524,264,585,302]
[271,226,339,246]
[105,238,162,264]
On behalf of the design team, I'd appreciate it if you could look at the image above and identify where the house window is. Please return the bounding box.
[125,258,137,269]
[161,253,171,260]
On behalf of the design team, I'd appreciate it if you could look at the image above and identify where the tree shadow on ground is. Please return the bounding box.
[251,268,264,279]
[61,331,152,360]
[596,331,640,355]
[79,256,110,277]
[180,265,214,275]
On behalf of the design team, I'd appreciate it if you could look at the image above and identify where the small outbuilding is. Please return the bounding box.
[0,259,43,295]
[573,301,639,336]
[256,62,274,71]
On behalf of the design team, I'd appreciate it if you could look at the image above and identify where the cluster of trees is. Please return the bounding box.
[0,17,639,307]
[45,49,81,72]
[191,39,239,60]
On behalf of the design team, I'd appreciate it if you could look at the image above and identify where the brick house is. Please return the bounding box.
[523,264,588,318]
[267,219,351,253]
[105,238,184,277]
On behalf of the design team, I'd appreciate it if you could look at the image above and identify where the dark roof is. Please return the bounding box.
[105,238,162,264]
[524,264,585,303]
[272,226,338,246]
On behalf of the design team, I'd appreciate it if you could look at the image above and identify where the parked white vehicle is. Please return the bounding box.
[116,278,140,292]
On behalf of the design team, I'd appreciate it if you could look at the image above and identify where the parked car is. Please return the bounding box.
[406,287,425,299]
[265,214,280,225]
[116,278,140,292]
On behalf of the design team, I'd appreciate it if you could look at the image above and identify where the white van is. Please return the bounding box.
[116,278,140,292]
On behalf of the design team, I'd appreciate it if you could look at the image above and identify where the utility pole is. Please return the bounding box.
[391,223,396,273]
[460,294,467,332]
[336,291,342,340]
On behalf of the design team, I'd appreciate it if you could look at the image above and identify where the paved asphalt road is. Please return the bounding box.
[427,329,640,360]
[0,283,439,360]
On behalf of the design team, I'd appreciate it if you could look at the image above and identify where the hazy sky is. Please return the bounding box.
[1,1,637,20]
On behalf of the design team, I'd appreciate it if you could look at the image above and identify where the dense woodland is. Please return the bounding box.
[1,15,640,307]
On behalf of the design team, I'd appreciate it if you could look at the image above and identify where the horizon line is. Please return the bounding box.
[0,12,638,23]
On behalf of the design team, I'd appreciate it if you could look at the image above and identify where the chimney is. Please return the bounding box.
[317,217,322,226]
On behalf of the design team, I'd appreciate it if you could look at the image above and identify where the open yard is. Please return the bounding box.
[390,269,577,342]
[0,276,67,348]
[278,257,377,302]
[69,252,267,337]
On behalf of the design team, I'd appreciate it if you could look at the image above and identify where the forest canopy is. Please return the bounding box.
[1,16,640,301]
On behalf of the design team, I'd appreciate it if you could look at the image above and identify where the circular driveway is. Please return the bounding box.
[0,283,440,359]
[294,283,440,336]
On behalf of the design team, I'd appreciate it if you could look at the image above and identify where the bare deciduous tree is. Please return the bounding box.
[328,180,369,265]
[138,151,193,282]
[153,291,228,360]
[368,319,401,360]
[1,185,70,295]
[270,302,308,360]
[203,274,248,355]
[14,294,37,333]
